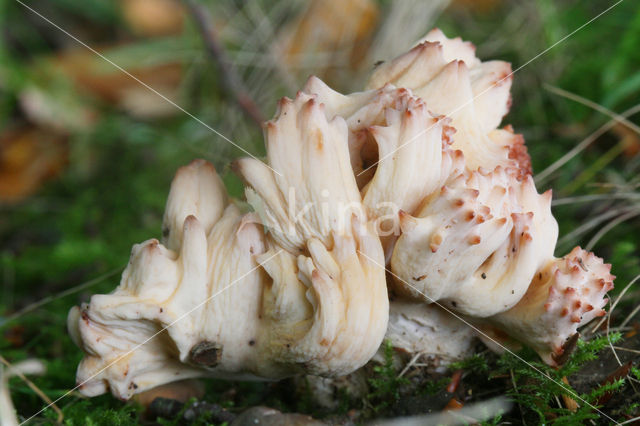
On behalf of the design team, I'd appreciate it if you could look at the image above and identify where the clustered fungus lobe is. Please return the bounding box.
[68,28,614,399]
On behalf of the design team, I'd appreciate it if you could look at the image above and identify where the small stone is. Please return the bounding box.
[231,406,325,426]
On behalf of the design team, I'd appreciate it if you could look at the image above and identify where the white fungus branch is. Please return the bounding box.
[68,29,614,400]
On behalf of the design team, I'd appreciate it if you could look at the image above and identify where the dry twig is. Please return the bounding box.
[184,0,265,127]
[0,356,62,424]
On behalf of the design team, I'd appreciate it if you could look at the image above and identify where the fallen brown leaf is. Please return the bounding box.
[561,376,578,412]
[446,369,463,394]
[444,397,464,411]
[52,47,182,119]
[277,0,379,84]
[120,0,184,37]
[0,126,67,203]
[596,361,632,406]
[612,123,640,158]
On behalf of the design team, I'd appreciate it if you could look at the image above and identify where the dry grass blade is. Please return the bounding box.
[544,84,640,135]
[562,140,627,195]
[0,356,62,424]
[535,103,640,184]
[557,207,627,249]
[619,303,640,330]
[552,193,640,206]
[366,0,449,65]
[612,346,640,355]
[0,267,123,328]
[397,352,423,378]
[591,274,640,334]
[585,210,640,251]
[540,85,640,194]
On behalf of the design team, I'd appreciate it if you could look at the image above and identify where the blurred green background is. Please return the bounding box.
[1,0,639,424]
